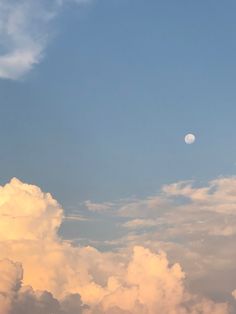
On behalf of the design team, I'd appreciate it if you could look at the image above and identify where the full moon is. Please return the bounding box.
[185,133,196,144]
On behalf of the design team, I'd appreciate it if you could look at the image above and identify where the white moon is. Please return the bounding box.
[184,133,196,144]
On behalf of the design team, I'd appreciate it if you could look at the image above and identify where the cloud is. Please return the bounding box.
[84,200,114,212]
[81,177,236,307]
[90,246,228,314]
[0,259,22,314]
[0,178,229,313]
[64,214,89,221]
[0,259,87,314]
[232,290,236,299]
[122,219,158,229]
[0,177,63,241]
[162,177,236,214]
[0,0,89,80]
[0,0,52,80]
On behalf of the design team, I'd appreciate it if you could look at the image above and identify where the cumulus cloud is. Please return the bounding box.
[80,177,236,306]
[0,178,229,313]
[91,246,228,314]
[0,0,89,80]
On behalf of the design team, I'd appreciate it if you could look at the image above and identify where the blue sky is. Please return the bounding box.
[1,0,236,207]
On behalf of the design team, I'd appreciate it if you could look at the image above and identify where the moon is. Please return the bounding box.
[184,133,196,144]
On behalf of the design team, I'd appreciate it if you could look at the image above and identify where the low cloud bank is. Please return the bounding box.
[0,178,230,313]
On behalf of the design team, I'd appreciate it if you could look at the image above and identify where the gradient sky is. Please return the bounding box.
[1,2,236,312]
[1,0,236,206]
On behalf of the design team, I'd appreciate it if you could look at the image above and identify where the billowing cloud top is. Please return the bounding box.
[0,177,62,240]
[0,178,231,313]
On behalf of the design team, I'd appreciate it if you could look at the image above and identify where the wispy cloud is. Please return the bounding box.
[0,0,89,80]
[122,218,159,229]
[84,200,114,212]
[64,214,89,221]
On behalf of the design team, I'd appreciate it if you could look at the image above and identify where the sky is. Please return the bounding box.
[1,0,236,313]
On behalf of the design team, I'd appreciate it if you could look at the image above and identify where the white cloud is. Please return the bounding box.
[162,177,236,214]
[0,0,89,80]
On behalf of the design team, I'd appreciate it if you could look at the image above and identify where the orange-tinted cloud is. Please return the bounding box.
[0,178,230,313]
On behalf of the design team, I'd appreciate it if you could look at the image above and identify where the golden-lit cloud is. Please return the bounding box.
[77,176,236,311]
[0,258,87,314]
[0,178,230,313]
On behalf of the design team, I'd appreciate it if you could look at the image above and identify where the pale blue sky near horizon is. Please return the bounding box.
[1,0,236,207]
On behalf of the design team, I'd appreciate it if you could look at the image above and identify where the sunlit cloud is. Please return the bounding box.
[0,178,230,313]
[80,177,236,310]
